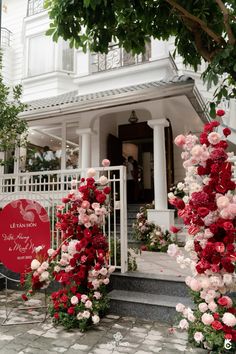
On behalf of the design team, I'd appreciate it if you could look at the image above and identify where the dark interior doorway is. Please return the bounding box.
[107,121,174,203]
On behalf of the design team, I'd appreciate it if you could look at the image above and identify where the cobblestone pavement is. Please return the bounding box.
[0,291,205,354]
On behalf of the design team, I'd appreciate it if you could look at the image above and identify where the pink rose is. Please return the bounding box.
[81,200,90,209]
[222,313,236,327]
[190,279,202,292]
[176,303,185,313]
[201,313,214,325]
[194,332,204,343]
[85,300,93,309]
[198,303,208,313]
[71,296,79,305]
[208,132,221,145]
[178,319,189,330]
[174,134,186,147]
[102,159,110,167]
[208,301,218,312]
[216,196,230,209]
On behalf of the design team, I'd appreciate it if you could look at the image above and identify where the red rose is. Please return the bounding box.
[223,127,231,137]
[67,307,75,315]
[103,186,111,194]
[218,140,228,149]
[223,222,234,230]
[211,320,223,331]
[62,197,70,204]
[213,313,220,320]
[225,334,233,340]
[216,109,225,117]
[140,245,147,251]
[21,294,28,302]
[60,295,68,303]
[217,297,230,307]
[96,193,106,203]
[188,225,200,235]
[54,313,59,320]
[197,207,209,217]
[176,199,185,210]
[170,226,181,234]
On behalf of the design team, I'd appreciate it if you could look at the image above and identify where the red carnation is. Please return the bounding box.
[211,320,223,331]
[213,313,220,320]
[216,109,225,117]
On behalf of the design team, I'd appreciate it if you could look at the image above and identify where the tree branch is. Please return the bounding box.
[215,0,236,45]
[164,0,226,46]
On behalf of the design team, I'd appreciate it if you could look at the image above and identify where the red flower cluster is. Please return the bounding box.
[173,120,236,346]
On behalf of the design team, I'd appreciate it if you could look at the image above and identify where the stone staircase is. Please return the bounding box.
[108,271,192,323]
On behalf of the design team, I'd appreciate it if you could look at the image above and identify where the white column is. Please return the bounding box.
[77,128,92,170]
[147,119,174,230]
[61,121,66,170]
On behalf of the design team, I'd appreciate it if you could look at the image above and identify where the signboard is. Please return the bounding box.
[0,199,51,273]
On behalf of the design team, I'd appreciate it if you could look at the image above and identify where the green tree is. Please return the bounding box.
[0,73,27,166]
[45,0,236,115]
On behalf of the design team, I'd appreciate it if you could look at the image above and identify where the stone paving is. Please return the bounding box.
[0,291,207,354]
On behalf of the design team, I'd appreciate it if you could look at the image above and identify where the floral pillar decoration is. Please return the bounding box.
[21,160,115,331]
[168,112,236,353]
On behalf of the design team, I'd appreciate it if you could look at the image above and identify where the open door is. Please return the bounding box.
[107,134,123,166]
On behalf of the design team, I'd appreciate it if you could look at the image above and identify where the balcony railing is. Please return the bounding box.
[91,42,151,73]
[27,0,45,16]
[0,28,11,47]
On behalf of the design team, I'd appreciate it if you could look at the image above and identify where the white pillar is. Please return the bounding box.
[61,121,66,170]
[77,128,92,170]
[147,119,174,230]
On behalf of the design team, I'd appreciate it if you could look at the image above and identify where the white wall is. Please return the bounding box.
[2,0,27,85]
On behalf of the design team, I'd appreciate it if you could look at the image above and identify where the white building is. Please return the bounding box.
[1,0,236,239]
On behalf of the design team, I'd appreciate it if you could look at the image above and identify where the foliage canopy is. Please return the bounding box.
[0,74,27,166]
[45,0,236,114]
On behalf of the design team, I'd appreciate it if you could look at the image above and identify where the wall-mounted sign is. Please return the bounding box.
[0,199,51,273]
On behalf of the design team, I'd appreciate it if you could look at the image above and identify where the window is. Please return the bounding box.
[28,35,54,76]
[61,41,74,72]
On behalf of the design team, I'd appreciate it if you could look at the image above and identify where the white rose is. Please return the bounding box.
[87,168,96,177]
[176,303,185,313]
[47,248,55,257]
[178,319,189,330]
[81,294,88,303]
[54,265,61,272]
[41,261,49,270]
[99,176,108,185]
[92,314,100,324]
[100,267,108,276]
[31,259,41,270]
[85,300,93,309]
[82,311,90,319]
[39,271,49,282]
[71,296,79,305]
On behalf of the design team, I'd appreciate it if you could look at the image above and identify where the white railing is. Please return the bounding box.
[0,166,128,273]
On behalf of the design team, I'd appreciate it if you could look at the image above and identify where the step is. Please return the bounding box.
[108,289,192,323]
[110,272,189,297]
